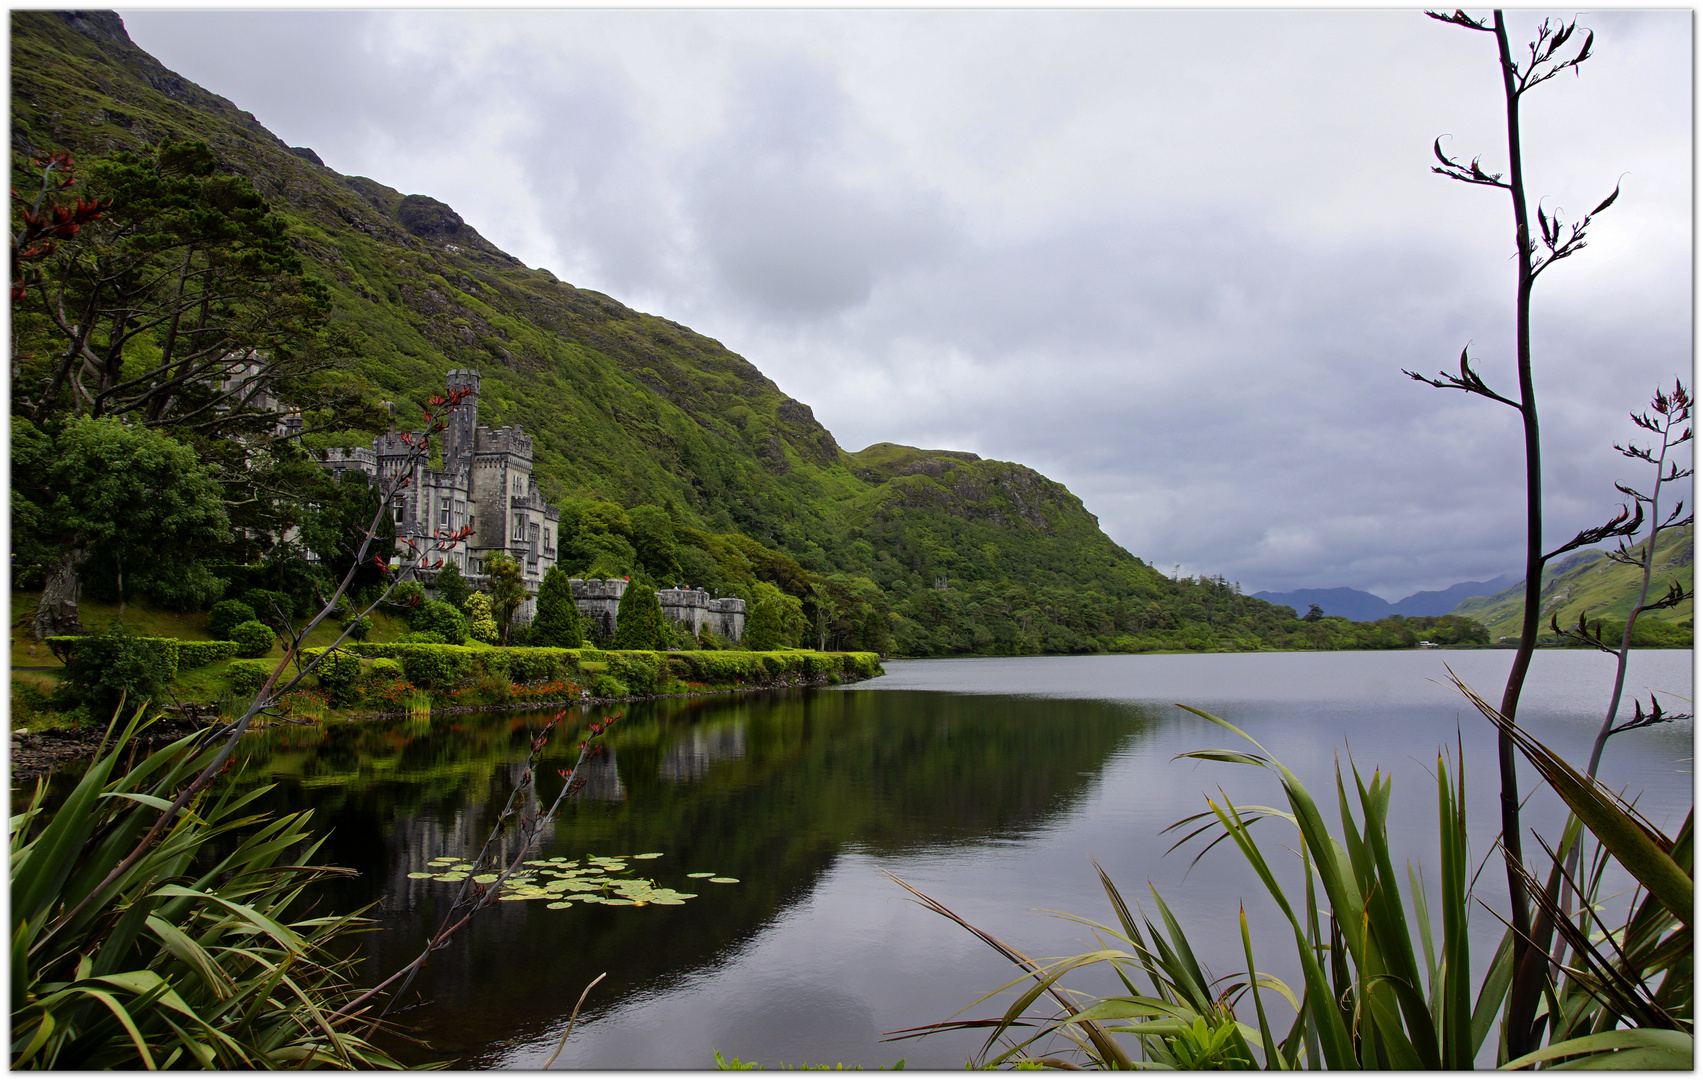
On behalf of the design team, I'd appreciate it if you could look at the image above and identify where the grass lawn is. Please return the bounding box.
[10,591,416,728]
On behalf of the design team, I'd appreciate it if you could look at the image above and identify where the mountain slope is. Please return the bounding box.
[1448,525,1693,641]
[9,10,1320,655]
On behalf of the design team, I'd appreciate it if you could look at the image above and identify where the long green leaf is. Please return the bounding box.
[1447,671,1691,925]
[1499,1027,1693,1070]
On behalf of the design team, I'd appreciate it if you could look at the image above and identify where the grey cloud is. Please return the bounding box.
[682,55,961,318]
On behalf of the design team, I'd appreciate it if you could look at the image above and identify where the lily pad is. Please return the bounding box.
[547,901,576,909]
[433,873,468,882]
[450,863,475,872]
[650,898,686,905]
[407,872,436,879]
[473,874,500,884]
[687,872,716,879]
[633,853,664,859]
[709,877,740,884]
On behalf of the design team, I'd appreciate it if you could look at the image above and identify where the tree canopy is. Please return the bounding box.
[14,414,230,636]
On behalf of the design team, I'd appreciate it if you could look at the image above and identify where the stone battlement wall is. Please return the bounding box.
[657,588,746,643]
[570,578,628,641]
[475,424,533,461]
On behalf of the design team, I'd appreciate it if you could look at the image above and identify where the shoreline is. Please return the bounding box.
[9,671,880,782]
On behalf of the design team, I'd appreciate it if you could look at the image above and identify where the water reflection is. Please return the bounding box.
[218,687,1155,1066]
[47,650,1687,1069]
[657,720,745,782]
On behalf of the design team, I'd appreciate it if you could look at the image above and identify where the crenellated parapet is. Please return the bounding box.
[474,424,534,463]
[570,578,628,641]
[657,587,746,643]
[322,445,377,479]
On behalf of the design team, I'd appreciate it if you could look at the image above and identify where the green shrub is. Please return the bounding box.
[12,677,52,727]
[506,650,559,681]
[529,566,583,648]
[472,672,513,704]
[463,591,499,644]
[43,636,83,665]
[589,673,628,698]
[230,620,276,659]
[398,630,448,644]
[207,599,259,640]
[477,650,513,680]
[50,627,177,718]
[176,640,240,669]
[397,646,473,690]
[412,598,468,644]
[608,651,660,695]
[613,583,669,650]
[432,560,472,609]
[576,647,606,665]
[363,658,404,684]
[387,580,427,612]
[309,649,364,705]
[342,613,372,642]
[226,659,274,696]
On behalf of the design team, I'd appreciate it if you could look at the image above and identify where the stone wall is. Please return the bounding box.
[570,578,628,642]
[657,587,745,643]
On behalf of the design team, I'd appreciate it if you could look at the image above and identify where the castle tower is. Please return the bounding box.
[443,368,481,466]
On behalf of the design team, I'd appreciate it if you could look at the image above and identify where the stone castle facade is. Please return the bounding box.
[317,368,745,642]
[321,369,560,621]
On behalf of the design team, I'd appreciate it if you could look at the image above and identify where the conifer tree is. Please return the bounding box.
[530,565,582,648]
[743,599,783,651]
[612,578,667,650]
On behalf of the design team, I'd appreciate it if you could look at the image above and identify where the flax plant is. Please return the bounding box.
[10,705,406,1068]
[900,697,1691,1068]
[894,707,1502,1069]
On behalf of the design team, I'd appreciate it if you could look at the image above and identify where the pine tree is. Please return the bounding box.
[530,565,582,648]
[612,578,667,650]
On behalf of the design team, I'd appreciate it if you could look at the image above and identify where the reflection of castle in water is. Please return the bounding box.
[574,751,627,803]
[658,723,747,782]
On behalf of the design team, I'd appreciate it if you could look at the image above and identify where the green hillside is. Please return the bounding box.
[3,11,1465,657]
[1449,524,1693,643]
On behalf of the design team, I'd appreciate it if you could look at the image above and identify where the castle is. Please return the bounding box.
[317,368,745,642]
[320,369,559,621]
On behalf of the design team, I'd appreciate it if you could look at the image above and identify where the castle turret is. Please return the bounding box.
[444,368,481,465]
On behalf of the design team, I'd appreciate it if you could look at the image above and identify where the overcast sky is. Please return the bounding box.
[114,7,1692,599]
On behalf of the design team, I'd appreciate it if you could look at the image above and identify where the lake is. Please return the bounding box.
[215,649,1692,1068]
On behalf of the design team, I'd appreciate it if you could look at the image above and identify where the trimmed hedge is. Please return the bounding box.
[46,635,181,680]
[230,621,276,659]
[312,650,364,703]
[178,640,240,670]
[330,642,881,699]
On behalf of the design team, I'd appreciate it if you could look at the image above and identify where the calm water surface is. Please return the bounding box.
[217,650,1690,1068]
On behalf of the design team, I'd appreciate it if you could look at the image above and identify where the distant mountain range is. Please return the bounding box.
[1253,576,1516,622]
